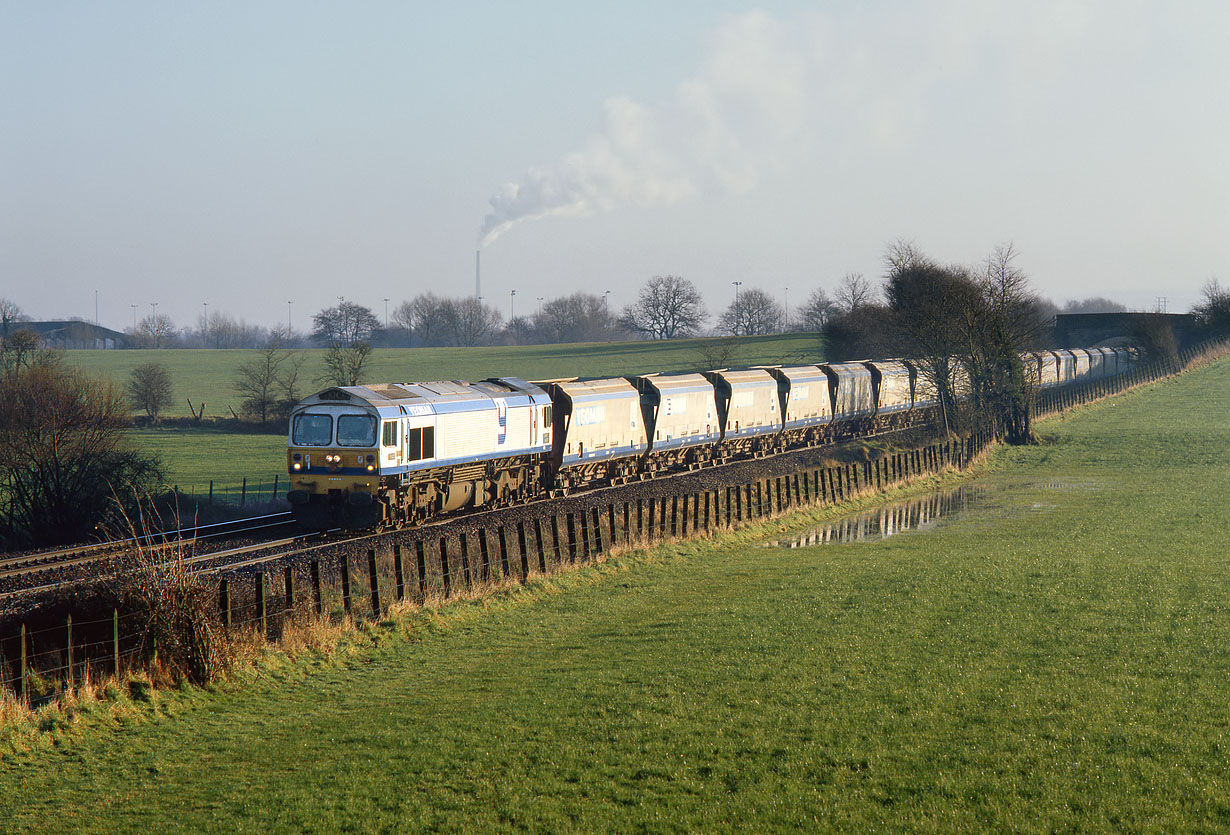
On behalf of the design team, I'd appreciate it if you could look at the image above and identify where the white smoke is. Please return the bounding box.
[478,11,815,248]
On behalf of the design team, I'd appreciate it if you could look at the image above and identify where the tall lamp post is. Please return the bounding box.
[287,301,293,336]
[510,289,516,320]
[731,281,742,336]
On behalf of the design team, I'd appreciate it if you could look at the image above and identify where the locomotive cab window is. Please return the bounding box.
[292,414,332,446]
[337,415,377,447]
[382,421,398,447]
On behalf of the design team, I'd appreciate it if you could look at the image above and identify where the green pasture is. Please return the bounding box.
[3,359,1228,831]
[128,426,287,502]
[66,333,821,420]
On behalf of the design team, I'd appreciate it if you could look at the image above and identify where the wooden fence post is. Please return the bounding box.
[439,538,451,598]
[311,560,323,615]
[341,556,353,613]
[415,541,427,600]
[113,608,120,675]
[496,527,511,580]
[20,624,28,705]
[219,579,232,629]
[478,530,491,582]
[368,548,381,615]
[531,518,545,573]
[256,571,267,635]
[66,614,74,688]
[393,542,405,601]
[458,534,472,589]
[551,516,563,568]
[285,565,295,615]
[578,509,591,560]
[516,522,530,580]
[592,506,605,555]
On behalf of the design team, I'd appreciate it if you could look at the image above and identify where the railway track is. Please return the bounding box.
[0,512,298,586]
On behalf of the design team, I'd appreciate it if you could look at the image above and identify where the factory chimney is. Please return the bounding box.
[475,249,481,301]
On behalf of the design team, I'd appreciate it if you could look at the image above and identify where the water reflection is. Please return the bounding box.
[767,486,990,549]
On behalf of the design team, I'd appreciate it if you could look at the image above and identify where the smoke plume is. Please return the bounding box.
[478,11,813,248]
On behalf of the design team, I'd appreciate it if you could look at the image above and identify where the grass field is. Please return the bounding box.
[74,333,821,491]
[66,333,821,420]
[3,359,1227,831]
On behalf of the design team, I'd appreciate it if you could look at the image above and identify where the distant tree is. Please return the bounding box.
[312,301,380,348]
[392,294,451,347]
[821,304,894,361]
[320,343,373,387]
[442,297,503,347]
[504,315,536,345]
[0,359,163,548]
[1192,278,1230,339]
[619,276,707,340]
[0,298,29,338]
[1061,297,1127,314]
[0,329,52,377]
[834,272,875,313]
[533,293,615,344]
[234,329,303,424]
[135,314,177,349]
[719,288,782,336]
[127,362,174,420]
[794,288,836,332]
[195,310,269,348]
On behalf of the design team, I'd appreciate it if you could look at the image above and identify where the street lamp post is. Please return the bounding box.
[510,289,516,320]
[783,287,788,332]
[384,298,390,329]
[536,297,544,315]
[130,304,137,331]
[287,301,293,336]
[731,281,743,336]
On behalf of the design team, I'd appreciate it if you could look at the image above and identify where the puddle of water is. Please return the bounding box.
[767,486,989,548]
[766,478,1102,549]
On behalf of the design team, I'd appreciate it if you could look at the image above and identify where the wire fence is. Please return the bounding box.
[168,475,287,508]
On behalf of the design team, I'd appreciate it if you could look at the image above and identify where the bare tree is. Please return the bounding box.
[0,298,29,338]
[1192,277,1230,338]
[0,359,162,548]
[234,329,303,424]
[794,288,836,332]
[127,362,174,421]
[0,329,53,377]
[885,241,1046,443]
[443,297,503,347]
[719,288,782,336]
[834,272,874,314]
[392,293,451,347]
[312,301,380,348]
[533,293,615,344]
[619,275,707,340]
[134,313,177,349]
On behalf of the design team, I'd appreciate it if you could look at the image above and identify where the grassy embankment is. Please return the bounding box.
[67,333,820,495]
[4,358,1226,831]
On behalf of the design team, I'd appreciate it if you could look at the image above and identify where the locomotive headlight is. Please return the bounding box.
[293,462,301,471]
[366,464,375,472]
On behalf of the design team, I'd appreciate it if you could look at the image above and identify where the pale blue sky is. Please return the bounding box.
[2,1,1226,331]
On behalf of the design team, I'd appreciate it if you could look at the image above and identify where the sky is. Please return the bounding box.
[2,0,1227,333]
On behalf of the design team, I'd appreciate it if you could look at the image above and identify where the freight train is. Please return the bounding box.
[285,347,1136,531]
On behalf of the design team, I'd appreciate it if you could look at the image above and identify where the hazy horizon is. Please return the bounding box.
[3,2,1226,331]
